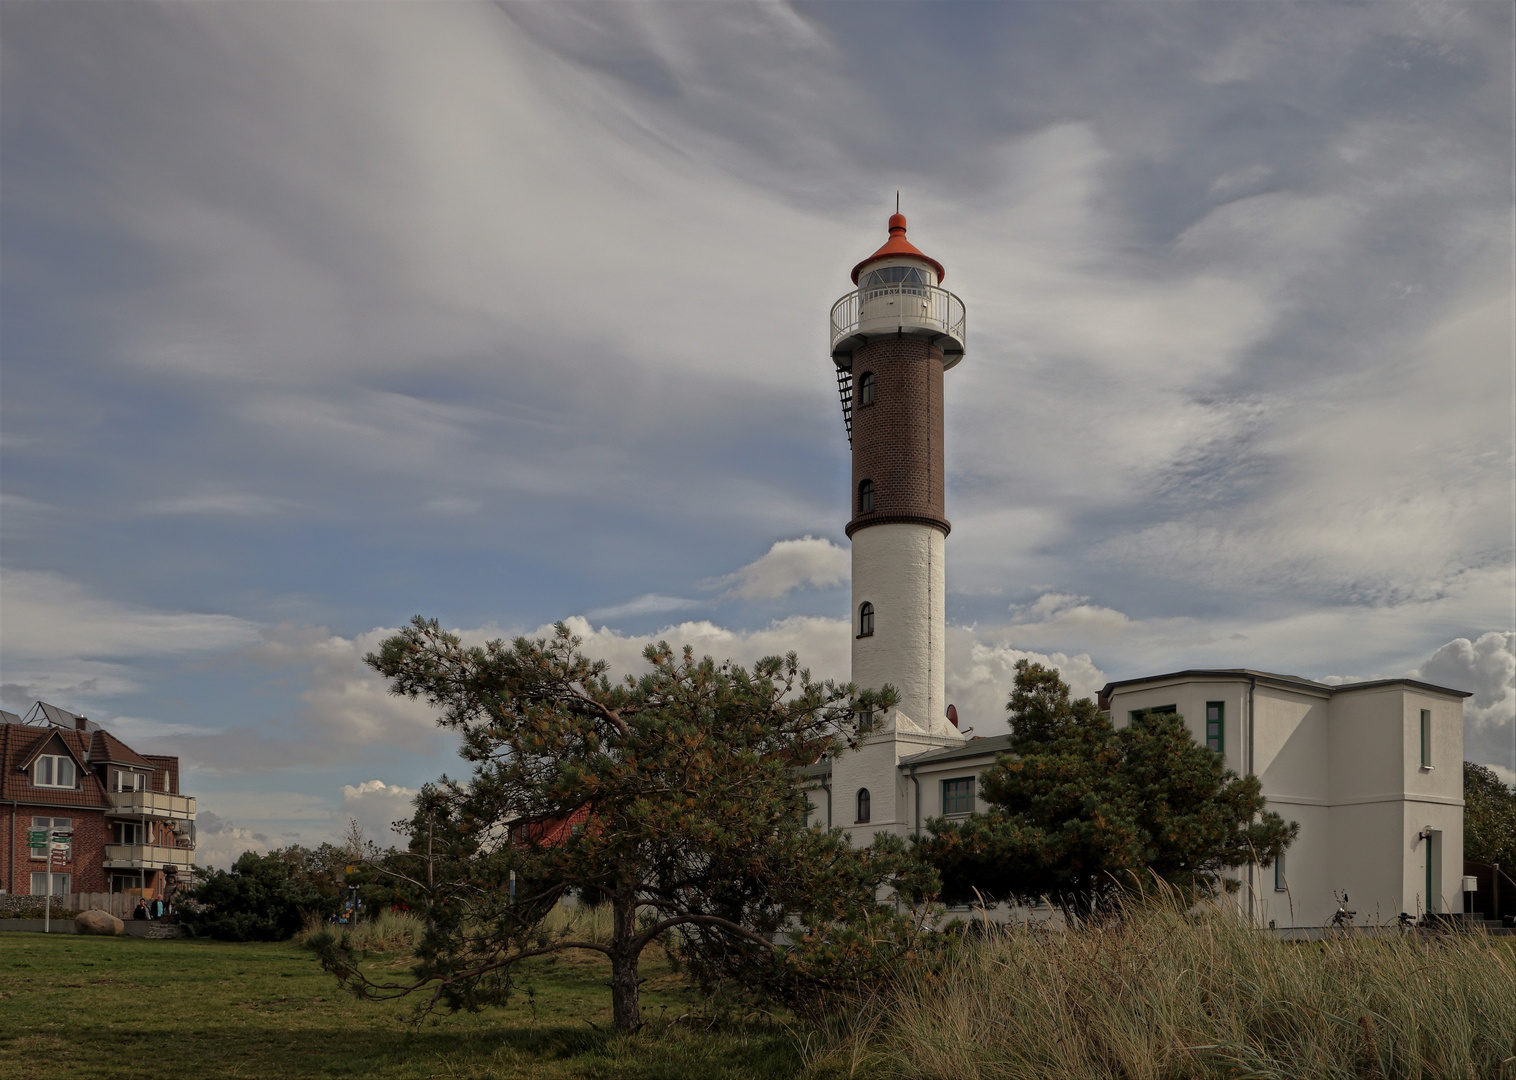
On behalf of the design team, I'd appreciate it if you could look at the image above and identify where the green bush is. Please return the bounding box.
[188,850,339,941]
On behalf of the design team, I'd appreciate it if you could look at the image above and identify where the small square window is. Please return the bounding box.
[942,777,975,815]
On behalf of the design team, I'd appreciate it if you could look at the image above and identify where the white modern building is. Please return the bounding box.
[805,213,1472,927]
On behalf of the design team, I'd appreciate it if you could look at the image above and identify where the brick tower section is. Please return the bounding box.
[846,337,949,538]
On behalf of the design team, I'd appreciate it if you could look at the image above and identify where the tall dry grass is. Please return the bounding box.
[842,898,1516,1080]
[298,908,425,953]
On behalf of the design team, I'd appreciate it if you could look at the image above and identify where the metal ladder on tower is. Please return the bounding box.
[836,368,853,446]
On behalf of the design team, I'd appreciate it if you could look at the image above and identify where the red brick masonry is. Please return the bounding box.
[847,337,948,538]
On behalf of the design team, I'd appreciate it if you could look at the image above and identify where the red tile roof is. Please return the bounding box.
[0,726,109,809]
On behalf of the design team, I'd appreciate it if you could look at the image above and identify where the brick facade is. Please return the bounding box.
[847,337,948,538]
[0,719,188,898]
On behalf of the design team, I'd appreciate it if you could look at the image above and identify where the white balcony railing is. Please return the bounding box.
[103,844,196,871]
[830,282,966,369]
[107,791,196,820]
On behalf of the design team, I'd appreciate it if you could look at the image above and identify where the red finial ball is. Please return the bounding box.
[888,213,907,233]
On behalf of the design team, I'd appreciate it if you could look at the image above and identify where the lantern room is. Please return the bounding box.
[829,213,966,372]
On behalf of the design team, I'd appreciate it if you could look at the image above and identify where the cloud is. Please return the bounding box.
[1,661,143,713]
[713,536,850,601]
[139,493,292,517]
[945,627,1107,736]
[421,496,482,515]
[339,779,420,846]
[584,594,702,622]
[193,810,271,873]
[1419,632,1516,775]
[0,570,261,661]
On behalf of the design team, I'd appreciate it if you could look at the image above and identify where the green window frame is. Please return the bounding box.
[1274,853,1286,892]
[1206,701,1225,754]
[942,777,975,815]
[1419,709,1432,768]
[1129,704,1176,722]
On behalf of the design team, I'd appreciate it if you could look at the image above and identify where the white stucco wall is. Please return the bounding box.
[851,523,946,732]
[1109,675,1467,927]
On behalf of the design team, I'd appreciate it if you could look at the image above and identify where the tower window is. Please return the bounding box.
[858,371,876,406]
[1420,709,1432,768]
[858,602,874,638]
[858,479,874,514]
[856,788,871,823]
[861,266,929,289]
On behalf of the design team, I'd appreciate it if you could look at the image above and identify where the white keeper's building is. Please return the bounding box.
[805,213,1472,928]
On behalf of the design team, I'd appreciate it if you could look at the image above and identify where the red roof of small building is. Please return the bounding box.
[851,213,946,284]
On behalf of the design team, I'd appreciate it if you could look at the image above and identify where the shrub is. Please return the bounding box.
[187,850,338,941]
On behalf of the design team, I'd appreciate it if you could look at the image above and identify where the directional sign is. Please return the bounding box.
[26,831,47,846]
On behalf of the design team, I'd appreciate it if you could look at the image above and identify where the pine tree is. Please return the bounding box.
[312,618,923,1031]
[915,660,1296,912]
[1464,761,1516,869]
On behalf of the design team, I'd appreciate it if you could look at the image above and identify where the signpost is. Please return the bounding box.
[40,828,71,933]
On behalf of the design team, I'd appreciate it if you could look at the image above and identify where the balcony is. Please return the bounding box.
[103,844,196,871]
[106,791,196,821]
[830,282,966,370]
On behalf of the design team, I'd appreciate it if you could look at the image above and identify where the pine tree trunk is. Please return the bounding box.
[609,892,642,1032]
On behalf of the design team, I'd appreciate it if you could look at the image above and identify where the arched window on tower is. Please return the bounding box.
[858,601,874,638]
[858,371,875,406]
[857,479,874,514]
[856,788,871,824]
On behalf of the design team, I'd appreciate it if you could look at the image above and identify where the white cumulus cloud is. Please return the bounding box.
[714,536,850,601]
[1419,631,1516,776]
[339,779,420,846]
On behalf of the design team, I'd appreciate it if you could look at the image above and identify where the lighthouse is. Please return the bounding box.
[827,211,967,841]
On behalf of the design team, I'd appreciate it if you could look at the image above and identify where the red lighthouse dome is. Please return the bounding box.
[850,213,946,285]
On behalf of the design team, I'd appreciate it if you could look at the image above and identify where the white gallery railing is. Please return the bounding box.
[830,282,966,356]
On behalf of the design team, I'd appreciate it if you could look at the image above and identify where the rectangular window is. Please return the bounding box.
[112,822,143,846]
[1274,854,1286,892]
[1419,709,1432,768]
[29,817,71,859]
[1130,705,1177,722]
[29,872,70,897]
[1206,702,1225,754]
[942,777,975,815]
[32,755,75,788]
[113,769,147,792]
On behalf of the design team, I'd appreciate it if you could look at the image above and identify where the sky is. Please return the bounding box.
[2,2,1513,869]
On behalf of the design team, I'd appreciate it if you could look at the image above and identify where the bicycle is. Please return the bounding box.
[1329,890,1356,929]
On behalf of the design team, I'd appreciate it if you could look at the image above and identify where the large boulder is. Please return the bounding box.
[75,909,124,936]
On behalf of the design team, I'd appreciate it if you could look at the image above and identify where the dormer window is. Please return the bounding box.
[113,769,145,792]
[858,371,876,406]
[858,479,874,514]
[33,755,76,788]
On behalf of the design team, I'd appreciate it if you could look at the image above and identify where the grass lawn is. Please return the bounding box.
[0,932,815,1080]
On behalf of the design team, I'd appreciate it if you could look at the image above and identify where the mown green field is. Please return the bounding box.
[0,933,811,1080]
